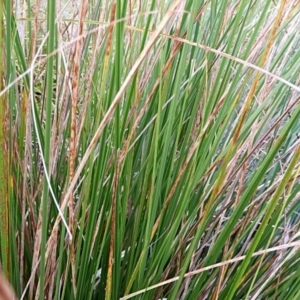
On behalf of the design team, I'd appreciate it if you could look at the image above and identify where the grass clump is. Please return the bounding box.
[1,0,300,299]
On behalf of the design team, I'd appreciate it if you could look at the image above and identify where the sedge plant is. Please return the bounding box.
[1,0,300,299]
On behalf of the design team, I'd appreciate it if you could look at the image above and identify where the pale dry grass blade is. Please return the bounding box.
[120,240,300,300]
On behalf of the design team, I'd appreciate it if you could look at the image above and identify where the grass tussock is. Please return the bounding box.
[1,0,300,299]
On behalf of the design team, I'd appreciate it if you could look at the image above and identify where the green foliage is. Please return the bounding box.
[1,0,300,299]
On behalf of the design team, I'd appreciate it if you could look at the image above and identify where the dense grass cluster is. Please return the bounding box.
[1,0,300,299]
